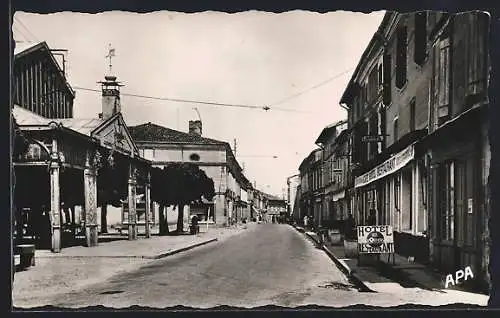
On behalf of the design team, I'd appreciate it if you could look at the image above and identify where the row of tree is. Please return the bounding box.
[151,163,215,234]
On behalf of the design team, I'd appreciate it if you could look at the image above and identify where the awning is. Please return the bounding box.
[354,143,415,188]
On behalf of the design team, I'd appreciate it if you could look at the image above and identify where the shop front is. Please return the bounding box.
[422,106,489,291]
[354,143,429,261]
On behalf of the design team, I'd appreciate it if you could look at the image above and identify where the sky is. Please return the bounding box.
[12,10,385,198]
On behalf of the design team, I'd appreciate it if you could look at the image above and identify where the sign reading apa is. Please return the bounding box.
[357,225,394,254]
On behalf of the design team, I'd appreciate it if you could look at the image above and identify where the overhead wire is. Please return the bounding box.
[73,86,311,113]
[268,67,355,107]
[14,15,353,115]
[14,16,39,43]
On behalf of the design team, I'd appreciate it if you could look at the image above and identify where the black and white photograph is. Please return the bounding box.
[9,3,496,310]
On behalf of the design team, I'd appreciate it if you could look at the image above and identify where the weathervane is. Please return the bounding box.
[105,43,116,75]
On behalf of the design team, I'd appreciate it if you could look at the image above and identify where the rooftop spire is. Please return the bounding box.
[105,43,116,77]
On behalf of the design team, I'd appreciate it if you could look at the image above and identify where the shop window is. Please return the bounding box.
[414,12,428,65]
[396,26,408,89]
[401,168,413,231]
[437,161,455,241]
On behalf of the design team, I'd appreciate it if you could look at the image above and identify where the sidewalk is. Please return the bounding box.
[13,223,256,307]
[300,227,487,295]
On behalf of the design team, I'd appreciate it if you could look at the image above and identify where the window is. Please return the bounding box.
[432,30,451,126]
[414,12,428,65]
[383,54,392,105]
[189,153,200,161]
[438,161,454,241]
[393,117,399,143]
[396,26,408,89]
[410,98,416,131]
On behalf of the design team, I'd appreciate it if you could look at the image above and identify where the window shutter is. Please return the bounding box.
[383,54,392,105]
[396,26,408,88]
[467,12,486,97]
[437,37,451,121]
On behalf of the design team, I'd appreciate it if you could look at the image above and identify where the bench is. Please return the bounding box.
[16,244,36,270]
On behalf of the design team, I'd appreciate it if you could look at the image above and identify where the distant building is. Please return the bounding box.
[314,120,349,229]
[128,121,252,227]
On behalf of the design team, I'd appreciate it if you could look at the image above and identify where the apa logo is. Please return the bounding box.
[445,266,474,288]
[366,231,384,247]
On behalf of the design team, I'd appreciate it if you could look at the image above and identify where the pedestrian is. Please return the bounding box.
[303,215,308,228]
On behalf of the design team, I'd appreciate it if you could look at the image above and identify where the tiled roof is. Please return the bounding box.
[128,122,226,146]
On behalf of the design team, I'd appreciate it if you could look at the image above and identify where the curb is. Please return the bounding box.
[35,238,219,260]
[149,238,218,260]
[300,229,374,293]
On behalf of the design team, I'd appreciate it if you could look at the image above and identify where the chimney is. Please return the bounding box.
[99,75,122,120]
[189,120,202,136]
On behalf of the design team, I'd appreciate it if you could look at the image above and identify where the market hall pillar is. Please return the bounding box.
[128,164,138,240]
[84,166,98,247]
[145,171,151,238]
[49,143,62,253]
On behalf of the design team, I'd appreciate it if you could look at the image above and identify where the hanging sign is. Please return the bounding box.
[357,225,394,254]
[362,135,385,142]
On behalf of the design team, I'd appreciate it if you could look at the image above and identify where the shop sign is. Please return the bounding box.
[355,144,414,188]
[357,225,394,254]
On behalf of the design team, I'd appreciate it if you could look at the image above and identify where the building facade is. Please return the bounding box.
[12,42,151,252]
[128,121,253,228]
[315,120,349,229]
[339,11,490,291]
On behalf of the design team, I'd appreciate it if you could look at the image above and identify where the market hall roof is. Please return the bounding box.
[14,41,75,98]
[13,105,142,159]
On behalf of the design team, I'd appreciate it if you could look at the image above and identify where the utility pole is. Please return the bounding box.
[233,138,237,157]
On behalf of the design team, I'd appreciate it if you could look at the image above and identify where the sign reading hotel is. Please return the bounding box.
[354,144,414,188]
[357,225,394,254]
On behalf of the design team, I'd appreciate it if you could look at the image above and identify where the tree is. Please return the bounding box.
[151,167,170,235]
[162,163,215,233]
[97,154,128,234]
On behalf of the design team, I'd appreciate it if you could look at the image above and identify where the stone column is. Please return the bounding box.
[49,148,61,253]
[128,165,138,240]
[84,167,98,247]
[145,171,151,238]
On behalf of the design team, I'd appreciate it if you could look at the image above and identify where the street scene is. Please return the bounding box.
[11,9,491,309]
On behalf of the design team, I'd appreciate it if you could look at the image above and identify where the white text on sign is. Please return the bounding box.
[445,266,474,288]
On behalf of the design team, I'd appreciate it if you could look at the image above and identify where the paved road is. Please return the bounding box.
[16,224,488,308]
[42,224,354,308]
